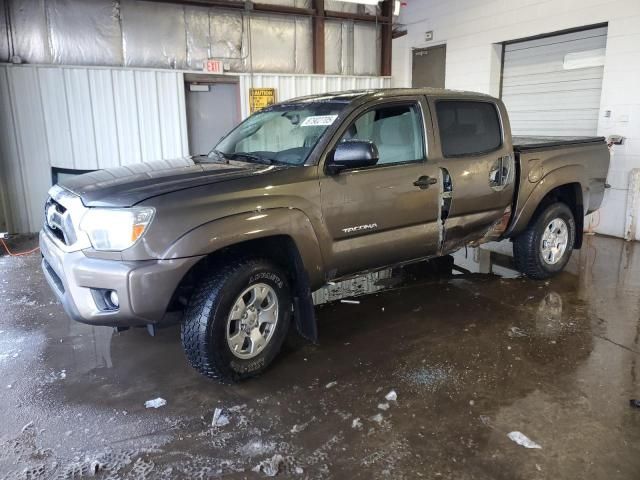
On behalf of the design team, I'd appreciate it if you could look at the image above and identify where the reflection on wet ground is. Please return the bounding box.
[1,235,640,479]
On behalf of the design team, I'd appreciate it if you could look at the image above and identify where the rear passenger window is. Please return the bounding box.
[436,101,502,157]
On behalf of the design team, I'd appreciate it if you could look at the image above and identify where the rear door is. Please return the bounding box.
[319,96,441,277]
[427,96,515,252]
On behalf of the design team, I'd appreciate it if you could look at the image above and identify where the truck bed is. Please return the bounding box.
[506,134,610,238]
[513,136,606,152]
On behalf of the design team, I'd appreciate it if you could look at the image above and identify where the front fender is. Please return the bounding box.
[507,165,586,237]
[161,208,325,288]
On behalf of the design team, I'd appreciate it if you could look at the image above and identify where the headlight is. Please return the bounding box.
[80,207,155,251]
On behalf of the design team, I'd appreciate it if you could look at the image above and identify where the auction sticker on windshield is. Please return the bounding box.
[300,115,338,127]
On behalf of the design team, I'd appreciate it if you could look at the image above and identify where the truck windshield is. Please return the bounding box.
[211,102,346,165]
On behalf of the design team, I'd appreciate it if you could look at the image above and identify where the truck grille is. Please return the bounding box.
[44,197,77,246]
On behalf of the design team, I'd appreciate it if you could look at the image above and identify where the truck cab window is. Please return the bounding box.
[215,102,346,165]
[436,101,502,157]
[340,104,425,166]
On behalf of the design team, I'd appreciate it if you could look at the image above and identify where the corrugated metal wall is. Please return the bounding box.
[0,63,390,233]
[0,64,189,233]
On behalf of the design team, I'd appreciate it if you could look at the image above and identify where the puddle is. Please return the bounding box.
[396,363,464,394]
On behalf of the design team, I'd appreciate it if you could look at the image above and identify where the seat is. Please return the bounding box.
[372,113,417,164]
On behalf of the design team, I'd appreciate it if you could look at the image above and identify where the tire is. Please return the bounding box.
[513,202,576,280]
[181,258,292,383]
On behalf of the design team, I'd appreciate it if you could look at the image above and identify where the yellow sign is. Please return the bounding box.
[249,88,276,114]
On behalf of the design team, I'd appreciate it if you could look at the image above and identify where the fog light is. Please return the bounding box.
[108,290,119,308]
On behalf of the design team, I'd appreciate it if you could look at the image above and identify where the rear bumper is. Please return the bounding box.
[39,230,202,327]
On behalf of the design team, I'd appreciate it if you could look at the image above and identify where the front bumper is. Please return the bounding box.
[40,230,202,327]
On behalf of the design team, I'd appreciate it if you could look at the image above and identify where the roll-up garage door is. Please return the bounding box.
[501,26,607,136]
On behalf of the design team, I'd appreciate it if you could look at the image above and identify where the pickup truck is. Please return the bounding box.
[40,88,610,382]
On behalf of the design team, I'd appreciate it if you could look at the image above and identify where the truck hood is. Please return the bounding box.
[60,157,284,207]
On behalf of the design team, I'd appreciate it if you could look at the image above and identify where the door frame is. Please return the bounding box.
[184,74,242,154]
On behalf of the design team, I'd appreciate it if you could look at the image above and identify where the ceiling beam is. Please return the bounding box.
[380,0,393,76]
[312,0,325,74]
[147,0,390,23]
[147,0,312,15]
[324,10,390,24]
[253,3,314,15]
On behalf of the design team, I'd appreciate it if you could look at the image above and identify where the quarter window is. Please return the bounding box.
[436,101,502,157]
[338,104,425,166]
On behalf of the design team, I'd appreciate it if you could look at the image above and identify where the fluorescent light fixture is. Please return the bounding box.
[331,0,381,5]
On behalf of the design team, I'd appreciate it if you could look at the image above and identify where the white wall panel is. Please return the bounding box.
[0,64,189,233]
[157,72,188,159]
[0,68,29,233]
[38,68,74,169]
[7,67,52,232]
[65,68,98,169]
[88,69,120,169]
[112,69,142,165]
[134,71,163,162]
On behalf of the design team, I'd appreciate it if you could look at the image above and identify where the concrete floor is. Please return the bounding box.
[1,235,640,479]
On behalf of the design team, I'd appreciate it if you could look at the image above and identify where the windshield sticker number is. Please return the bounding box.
[300,115,338,127]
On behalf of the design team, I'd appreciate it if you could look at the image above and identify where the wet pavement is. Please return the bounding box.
[1,234,640,479]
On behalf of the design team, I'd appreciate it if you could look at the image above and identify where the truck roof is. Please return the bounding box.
[284,88,495,105]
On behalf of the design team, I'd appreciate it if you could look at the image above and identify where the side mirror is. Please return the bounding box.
[326,140,379,174]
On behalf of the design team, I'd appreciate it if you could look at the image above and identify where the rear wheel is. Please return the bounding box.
[513,202,576,279]
[181,258,292,382]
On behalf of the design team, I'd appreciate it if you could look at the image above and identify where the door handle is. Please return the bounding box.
[413,176,438,189]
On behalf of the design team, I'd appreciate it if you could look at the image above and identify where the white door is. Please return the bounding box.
[186,82,240,155]
[502,26,607,136]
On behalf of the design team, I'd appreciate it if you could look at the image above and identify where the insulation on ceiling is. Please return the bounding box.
[121,0,187,69]
[9,0,51,64]
[47,0,122,66]
[209,10,247,71]
[0,0,379,75]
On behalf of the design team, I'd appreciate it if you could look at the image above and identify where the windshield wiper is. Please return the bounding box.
[225,152,274,165]
[199,149,229,164]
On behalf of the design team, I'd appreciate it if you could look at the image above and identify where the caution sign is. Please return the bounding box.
[249,88,276,114]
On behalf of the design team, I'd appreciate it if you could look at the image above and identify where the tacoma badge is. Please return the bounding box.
[342,223,378,234]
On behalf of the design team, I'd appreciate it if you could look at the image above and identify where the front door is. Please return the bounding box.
[427,96,515,252]
[319,97,441,278]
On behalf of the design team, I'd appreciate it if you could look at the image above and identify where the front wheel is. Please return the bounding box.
[513,202,576,280]
[181,258,292,382]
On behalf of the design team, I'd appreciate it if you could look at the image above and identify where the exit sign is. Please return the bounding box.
[205,59,223,74]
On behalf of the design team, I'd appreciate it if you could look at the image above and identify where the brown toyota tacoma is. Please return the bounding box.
[40,88,610,382]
